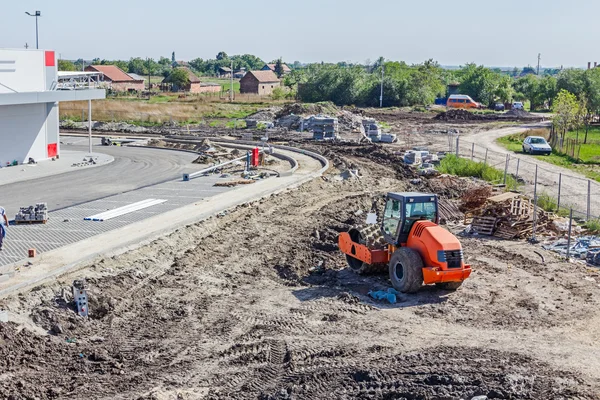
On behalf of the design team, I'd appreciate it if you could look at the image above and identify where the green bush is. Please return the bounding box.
[584,219,600,233]
[271,87,286,100]
[536,192,558,212]
[438,154,518,187]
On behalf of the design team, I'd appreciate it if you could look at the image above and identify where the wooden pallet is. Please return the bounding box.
[494,225,519,239]
[471,216,496,235]
[510,197,534,217]
[14,219,47,225]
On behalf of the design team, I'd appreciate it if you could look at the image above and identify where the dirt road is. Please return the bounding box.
[462,123,600,218]
[0,143,599,399]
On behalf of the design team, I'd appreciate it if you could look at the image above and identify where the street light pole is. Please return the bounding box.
[25,11,41,49]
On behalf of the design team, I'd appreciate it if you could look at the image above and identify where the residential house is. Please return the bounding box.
[162,67,221,93]
[85,65,145,92]
[218,66,232,78]
[128,73,147,82]
[262,63,291,75]
[239,70,280,95]
[234,68,247,79]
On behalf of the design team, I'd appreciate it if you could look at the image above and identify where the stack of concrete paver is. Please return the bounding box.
[302,115,339,140]
[15,203,48,223]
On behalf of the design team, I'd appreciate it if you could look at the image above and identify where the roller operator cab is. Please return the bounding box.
[338,192,472,293]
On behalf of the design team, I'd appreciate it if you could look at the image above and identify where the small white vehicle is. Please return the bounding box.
[512,102,524,110]
[522,136,552,155]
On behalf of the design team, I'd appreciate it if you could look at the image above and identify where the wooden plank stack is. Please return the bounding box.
[465,194,557,240]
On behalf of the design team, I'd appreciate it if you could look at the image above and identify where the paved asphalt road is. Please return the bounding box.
[0,138,202,217]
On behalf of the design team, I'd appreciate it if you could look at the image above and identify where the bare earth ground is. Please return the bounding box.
[0,140,599,400]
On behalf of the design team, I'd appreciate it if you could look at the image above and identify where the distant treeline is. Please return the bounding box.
[58,53,600,111]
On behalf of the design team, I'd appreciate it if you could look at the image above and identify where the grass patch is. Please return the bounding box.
[438,154,518,187]
[560,126,600,163]
[148,95,176,104]
[584,219,600,233]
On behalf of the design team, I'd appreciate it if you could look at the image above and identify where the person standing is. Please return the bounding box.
[0,206,7,251]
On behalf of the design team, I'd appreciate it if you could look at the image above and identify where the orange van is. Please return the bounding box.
[447,94,481,109]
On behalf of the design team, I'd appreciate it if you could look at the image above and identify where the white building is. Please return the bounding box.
[0,49,105,166]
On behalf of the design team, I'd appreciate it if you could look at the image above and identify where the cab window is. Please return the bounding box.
[383,199,402,237]
[402,201,437,233]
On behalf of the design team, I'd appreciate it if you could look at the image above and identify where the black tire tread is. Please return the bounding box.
[389,248,423,293]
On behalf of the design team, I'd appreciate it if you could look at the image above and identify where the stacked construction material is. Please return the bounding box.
[464,193,558,239]
[15,203,48,224]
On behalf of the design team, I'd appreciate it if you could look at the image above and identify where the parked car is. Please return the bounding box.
[447,94,481,109]
[494,103,505,111]
[512,101,524,110]
[522,136,552,155]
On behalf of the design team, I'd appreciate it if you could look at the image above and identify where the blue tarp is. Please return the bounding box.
[368,288,400,304]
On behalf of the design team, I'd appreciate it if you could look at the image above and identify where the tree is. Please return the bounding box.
[216,51,228,61]
[171,52,176,64]
[494,75,514,103]
[556,69,585,98]
[457,63,503,106]
[58,59,76,71]
[128,57,148,75]
[513,75,541,110]
[552,89,579,142]
[521,66,536,75]
[283,69,305,89]
[165,68,190,90]
[274,59,284,78]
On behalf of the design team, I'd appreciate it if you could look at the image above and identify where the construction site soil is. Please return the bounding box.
[1,143,599,400]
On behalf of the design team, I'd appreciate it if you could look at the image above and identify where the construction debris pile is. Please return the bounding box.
[464,192,559,239]
[15,203,48,223]
[245,102,367,135]
[71,157,98,167]
[435,109,482,121]
[543,236,600,263]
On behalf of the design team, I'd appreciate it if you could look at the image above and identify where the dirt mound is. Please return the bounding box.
[275,102,338,119]
[505,108,537,118]
[246,107,282,122]
[435,109,481,121]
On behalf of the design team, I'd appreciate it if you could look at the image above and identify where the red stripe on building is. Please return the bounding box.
[47,143,57,157]
[45,51,55,67]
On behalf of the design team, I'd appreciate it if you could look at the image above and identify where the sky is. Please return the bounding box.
[2,0,598,68]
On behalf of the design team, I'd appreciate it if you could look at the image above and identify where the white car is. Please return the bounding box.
[512,102,524,110]
[522,136,552,155]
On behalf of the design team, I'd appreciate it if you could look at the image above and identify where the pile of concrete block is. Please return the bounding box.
[302,115,339,140]
[15,203,48,222]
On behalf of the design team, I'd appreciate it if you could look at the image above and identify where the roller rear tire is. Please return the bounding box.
[345,226,386,275]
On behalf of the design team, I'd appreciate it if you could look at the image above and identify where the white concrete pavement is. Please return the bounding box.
[0,150,113,187]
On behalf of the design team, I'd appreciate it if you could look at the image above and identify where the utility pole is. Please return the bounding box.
[147,58,151,91]
[24,43,29,49]
[230,59,234,102]
[379,62,384,108]
[537,53,541,76]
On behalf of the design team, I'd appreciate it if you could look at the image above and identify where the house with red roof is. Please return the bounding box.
[85,65,145,92]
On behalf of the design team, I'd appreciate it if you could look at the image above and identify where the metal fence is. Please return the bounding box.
[452,135,600,222]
